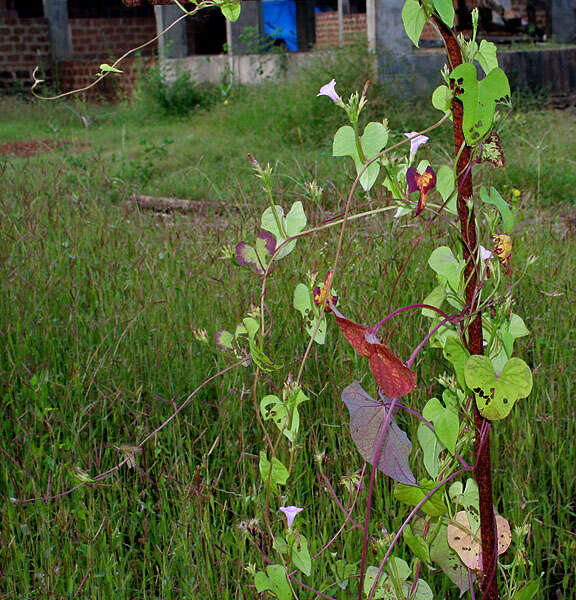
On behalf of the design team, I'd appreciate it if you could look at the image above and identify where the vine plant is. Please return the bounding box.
[214,3,537,600]
[25,1,538,599]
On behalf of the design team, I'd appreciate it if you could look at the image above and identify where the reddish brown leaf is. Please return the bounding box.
[332,306,417,398]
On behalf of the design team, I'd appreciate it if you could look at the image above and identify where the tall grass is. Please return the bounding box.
[0,53,575,598]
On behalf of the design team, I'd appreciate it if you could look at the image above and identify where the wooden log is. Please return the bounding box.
[126,193,234,215]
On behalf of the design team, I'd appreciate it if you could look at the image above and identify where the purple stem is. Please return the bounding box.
[312,465,367,561]
[290,576,337,600]
[469,569,477,600]
[367,465,473,600]
[370,304,453,335]
[358,397,398,600]
[318,470,364,529]
[406,315,454,368]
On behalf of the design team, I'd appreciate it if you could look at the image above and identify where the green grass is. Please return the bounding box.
[0,59,575,599]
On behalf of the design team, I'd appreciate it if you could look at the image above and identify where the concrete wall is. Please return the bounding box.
[164,45,576,95]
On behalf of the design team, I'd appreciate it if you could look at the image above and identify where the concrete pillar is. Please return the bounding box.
[229,0,263,54]
[548,0,575,42]
[154,5,188,58]
[374,0,412,55]
[42,0,72,60]
[366,0,376,52]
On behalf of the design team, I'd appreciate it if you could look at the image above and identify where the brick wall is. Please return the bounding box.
[56,57,151,100]
[315,12,367,48]
[69,17,157,60]
[0,16,50,88]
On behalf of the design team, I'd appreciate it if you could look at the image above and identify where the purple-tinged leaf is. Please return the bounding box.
[341,382,416,485]
[235,231,276,275]
[215,329,234,351]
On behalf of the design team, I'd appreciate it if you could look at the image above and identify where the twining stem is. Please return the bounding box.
[431,15,499,600]
[358,398,398,600]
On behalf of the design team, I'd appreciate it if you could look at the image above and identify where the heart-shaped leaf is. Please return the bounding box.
[464,356,532,420]
[433,0,455,26]
[417,422,443,479]
[288,531,312,576]
[476,39,498,75]
[404,524,431,564]
[450,63,511,144]
[443,336,470,392]
[422,393,459,454]
[254,565,291,600]
[428,246,464,292]
[402,0,427,47]
[333,122,388,190]
[259,452,289,491]
[342,382,416,485]
[261,201,306,259]
[449,478,479,512]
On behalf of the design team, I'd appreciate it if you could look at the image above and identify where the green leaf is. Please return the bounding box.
[220,1,241,21]
[464,356,533,420]
[394,480,447,517]
[402,0,427,47]
[99,63,123,74]
[417,422,443,479]
[422,285,446,318]
[433,0,454,27]
[450,63,511,144]
[293,283,326,345]
[513,580,540,600]
[431,85,452,114]
[404,524,431,563]
[422,395,459,454]
[363,566,394,599]
[435,165,456,213]
[449,477,479,511]
[261,201,307,259]
[479,186,515,233]
[259,452,289,490]
[443,336,470,392]
[507,313,530,339]
[428,246,464,292]
[402,579,434,599]
[273,536,289,554]
[254,565,292,600]
[288,532,312,576]
[477,39,498,74]
[429,526,471,595]
[333,123,388,191]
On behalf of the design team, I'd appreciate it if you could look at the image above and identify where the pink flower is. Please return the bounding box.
[404,132,429,156]
[317,79,341,104]
[279,506,303,529]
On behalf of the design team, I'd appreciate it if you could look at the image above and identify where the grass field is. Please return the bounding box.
[1,55,575,599]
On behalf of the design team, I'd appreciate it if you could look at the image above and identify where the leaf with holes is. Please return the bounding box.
[342,382,416,485]
[465,356,532,420]
[447,511,511,570]
[450,63,511,144]
[293,282,326,344]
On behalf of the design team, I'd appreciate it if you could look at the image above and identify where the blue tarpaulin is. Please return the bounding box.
[262,0,298,52]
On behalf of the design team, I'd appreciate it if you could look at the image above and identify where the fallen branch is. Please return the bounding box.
[125,193,239,215]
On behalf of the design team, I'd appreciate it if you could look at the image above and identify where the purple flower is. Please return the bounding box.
[404,131,429,156]
[279,506,303,529]
[317,79,341,104]
[479,245,493,261]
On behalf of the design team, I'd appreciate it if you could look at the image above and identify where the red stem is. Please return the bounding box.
[431,15,499,600]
